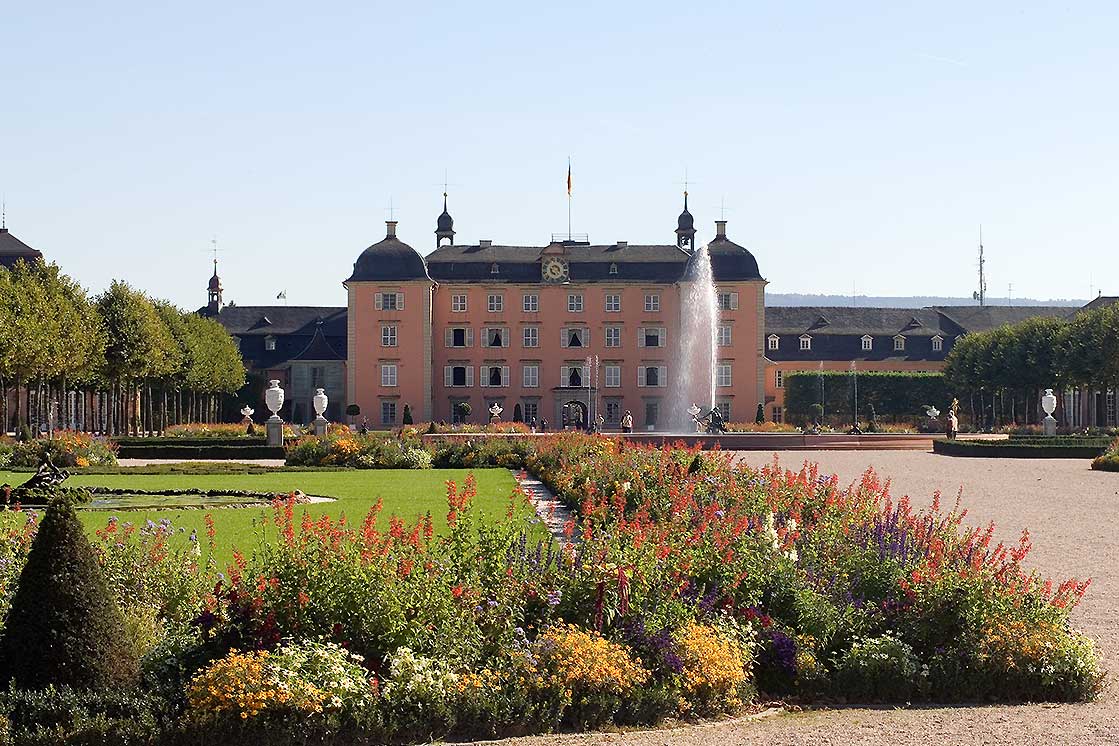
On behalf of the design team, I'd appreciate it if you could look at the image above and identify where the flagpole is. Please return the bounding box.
[567,157,572,241]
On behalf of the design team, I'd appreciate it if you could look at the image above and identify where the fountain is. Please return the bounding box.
[667,243,719,431]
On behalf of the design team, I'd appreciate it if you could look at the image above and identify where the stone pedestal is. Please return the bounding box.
[1043,415,1057,436]
[266,416,285,447]
[313,416,328,437]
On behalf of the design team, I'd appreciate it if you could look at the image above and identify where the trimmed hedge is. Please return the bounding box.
[113,437,268,447]
[784,371,949,424]
[115,444,285,460]
[934,439,1109,459]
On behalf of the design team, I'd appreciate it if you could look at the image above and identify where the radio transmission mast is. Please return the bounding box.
[972,225,987,306]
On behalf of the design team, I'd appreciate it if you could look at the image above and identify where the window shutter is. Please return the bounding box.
[465,366,474,387]
[730,292,739,310]
[466,328,474,347]
[480,368,489,387]
[637,328,645,348]
[444,328,453,348]
[658,366,667,387]
[658,328,666,347]
[583,329,590,345]
[638,366,646,387]
[375,293,383,310]
[560,366,569,384]
[561,330,569,347]
[582,366,589,383]
[444,366,453,386]
[502,328,510,347]
[396,292,405,310]
[502,366,510,386]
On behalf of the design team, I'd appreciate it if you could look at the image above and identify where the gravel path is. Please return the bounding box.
[488,451,1119,746]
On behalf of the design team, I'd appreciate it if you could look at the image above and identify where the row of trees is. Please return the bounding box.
[784,371,949,426]
[0,260,245,436]
[943,304,1119,427]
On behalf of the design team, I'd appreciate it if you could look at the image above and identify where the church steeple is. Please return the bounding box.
[435,192,455,247]
[207,257,223,316]
[675,191,696,251]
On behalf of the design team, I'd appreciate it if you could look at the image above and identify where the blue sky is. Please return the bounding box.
[2,1,1116,309]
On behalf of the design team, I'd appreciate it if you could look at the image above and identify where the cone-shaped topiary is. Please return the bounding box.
[0,494,139,690]
[402,403,414,425]
[755,403,765,425]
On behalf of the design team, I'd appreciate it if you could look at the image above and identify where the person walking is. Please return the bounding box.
[540,417,549,432]
[621,410,633,434]
[947,409,959,440]
[529,416,537,433]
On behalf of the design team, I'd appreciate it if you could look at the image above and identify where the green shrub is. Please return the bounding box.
[0,686,165,746]
[1091,438,1119,471]
[429,437,533,469]
[0,496,140,690]
[833,634,925,702]
[784,371,949,425]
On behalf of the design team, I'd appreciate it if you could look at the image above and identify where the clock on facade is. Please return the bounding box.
[541,257,570,283]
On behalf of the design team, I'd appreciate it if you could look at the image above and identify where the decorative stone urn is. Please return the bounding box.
[1042,388,1058,436]
[265,380,286,446]
[312,388,329,436]
[240,405,255,435]
[488,402,503,424]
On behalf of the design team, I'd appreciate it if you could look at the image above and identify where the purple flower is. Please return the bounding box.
[546,589,562,606]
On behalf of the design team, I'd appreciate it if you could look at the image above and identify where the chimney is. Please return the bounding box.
[479,239,492,248]
[715,220,727,238]
[386,220,398,238]
[617,240,628,248]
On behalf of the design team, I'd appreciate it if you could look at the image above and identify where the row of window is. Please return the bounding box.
[378,291,742,315]
[437,399,734,428]
[375,325,734,349]
[371,362,735,389]
[768,334,944,353]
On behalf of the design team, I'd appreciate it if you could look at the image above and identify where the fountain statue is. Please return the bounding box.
[687,403,703,432]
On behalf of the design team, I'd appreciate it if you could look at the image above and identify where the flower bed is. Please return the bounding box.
[1092,438,1119,471]
[0,435,1103,744]
[0,431,117,468]
[285,432,433,469]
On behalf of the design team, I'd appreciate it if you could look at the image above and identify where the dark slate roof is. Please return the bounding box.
[213,306,346,336]
[346,224,431,283]
[766,307,949,336]
[931,305,1071,333]
[290,324,344,361]
[1081,296,1119,312]
[424,236,763,282]
[0,228,44,268]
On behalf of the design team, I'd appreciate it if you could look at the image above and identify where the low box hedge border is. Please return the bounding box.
[934,439,1108,459]
[114,444,286,460]
[112,437,268,448]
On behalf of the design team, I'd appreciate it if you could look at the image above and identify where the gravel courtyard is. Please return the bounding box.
[497,450,1119,746]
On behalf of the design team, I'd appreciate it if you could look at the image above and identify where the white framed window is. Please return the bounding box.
[716,362,732,388]
[861,335,873,351]
[644,293,660,312]
[561,365,589,388]
[605,400,621,422]
[799,335,812,351]
[522,326,539,348]
[773,406,783,424]
[523,401,539,422]
[639,327,666,348]
[451,294,467,312]
[522,364,539,388]
[609,263,618,275]
[776,370,784,388]
[718,325,732,347]
[483,327,509,348]
[604,326,622,347]
[638,365,667,387]
[645,400,659,426]
[717,291,739,311]
[716,402,731,422]
[381,363,398,387]
[932,335,944,352]
[480,365,509,388]
[445,327,474,348]
[487,294,503,313]
[381,325,397,347]
[568,293,584,312]
[561,327,588,348]
[604,364,621,388]
[444,365,474,387]
[264,336,276,351]
[381,401,396,425]
[490,263,500,275]
[767,334,779,351]
[522,293,539,312]
[376,292,403,311]
[605,293,621,312]
[894,335,906,352]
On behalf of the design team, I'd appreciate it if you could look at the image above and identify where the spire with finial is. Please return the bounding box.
[435,189,455,247]
[675,187,696,250]
[206,239,223,315]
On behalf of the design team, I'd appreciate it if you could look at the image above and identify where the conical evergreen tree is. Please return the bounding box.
[0,496,139,690]
[402,403,413,425]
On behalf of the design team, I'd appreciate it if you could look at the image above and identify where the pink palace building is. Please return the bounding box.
[343,195,766,429]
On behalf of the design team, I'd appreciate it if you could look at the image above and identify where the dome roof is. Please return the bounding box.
[436,193,454,232]
[707,234,762,281]
[208,272,221,290]
[677,192,694,231]
[345,222,431,283]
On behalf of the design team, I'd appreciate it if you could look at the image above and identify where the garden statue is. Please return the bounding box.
[687,403,703,432]
[264,380,286,447]
[360,417,369,435]
[488,402,503,424]
[312,388,329,437]
[1042,389,1058,436]
[2,453,71,504]
[694,406,727,435]
[240,405,255,435]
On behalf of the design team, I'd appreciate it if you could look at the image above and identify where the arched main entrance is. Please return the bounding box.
[561,401,587,430]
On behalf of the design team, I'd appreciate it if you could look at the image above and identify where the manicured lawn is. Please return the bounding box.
[0,468,520,563]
